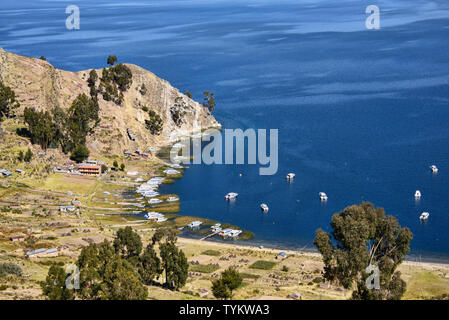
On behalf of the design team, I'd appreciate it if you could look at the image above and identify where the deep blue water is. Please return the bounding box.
[2,0,449,261]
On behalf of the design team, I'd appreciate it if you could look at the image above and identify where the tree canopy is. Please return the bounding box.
[212,268,242,300]
[0,80,20,121]
[314,202,413,300]
[107,55,117,66]
[41,264,75,300]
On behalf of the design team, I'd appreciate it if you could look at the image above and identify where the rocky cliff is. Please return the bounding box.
[0,48,220,157]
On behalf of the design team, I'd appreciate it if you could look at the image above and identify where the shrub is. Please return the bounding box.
[282,265,289,272]
[145,110,163,135]
[0,262,23,277]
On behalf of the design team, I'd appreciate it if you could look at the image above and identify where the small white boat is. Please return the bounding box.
[420,212,429,220]
[148,198,162,204]
[144,212,165,220]
[166,196,179,202]
[260,203,269,212]
[225,192,238,200]
[430,165,438,173]
[319,192,328,201]
[286,173,295,180]
[414,190,421,199]
[188,220,203,228]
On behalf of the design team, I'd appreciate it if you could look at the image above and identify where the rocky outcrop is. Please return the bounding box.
[0,48,220,157]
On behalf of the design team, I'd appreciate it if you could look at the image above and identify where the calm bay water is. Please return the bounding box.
[1,0,449,260]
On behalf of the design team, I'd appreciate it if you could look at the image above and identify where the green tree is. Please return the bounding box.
[120,163,125,171]
[39,56,46,61]
[314,202,413,300]
[138,244,162,284]
[87,69,98,87]
[70,144,90,163]
[107,55,117,66]
[145,110,163,135]
[211,268,242,300]
[23,108,56,149]
[101,164,108,173]
[151,228,165,246]
[159,239,188,290]
[203,91,216,111]
[24,148,33,162]
[18,150,24,162]
[113,226,142,260]
[76,240,147,300]
[0,80,20,121]
[113,160,119,169]
[221,268,243,298]
[41,264,75,300]
[67,94,99,147]
[211,278,231,300]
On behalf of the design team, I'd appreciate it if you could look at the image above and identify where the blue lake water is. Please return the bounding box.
[1,0,449,261]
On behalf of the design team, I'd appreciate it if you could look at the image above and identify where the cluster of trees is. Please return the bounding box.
[314,202,413,300]
[42,226,189,300]
[211,268,243,300]
[23,93,99,162]
[145,110,163,135]
[0,79,20,121]
[113,160,125,171]
[203,91,216,111]
[98,57,133,105]
[18,148,33,162]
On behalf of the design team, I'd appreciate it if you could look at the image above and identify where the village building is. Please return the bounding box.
[76,164,101,175]
[26,247,59,258]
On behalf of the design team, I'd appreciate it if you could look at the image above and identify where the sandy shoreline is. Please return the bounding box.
[177,236,449,271]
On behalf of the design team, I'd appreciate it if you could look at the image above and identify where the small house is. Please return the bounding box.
[72,200,81,206]
[15,169,25,175]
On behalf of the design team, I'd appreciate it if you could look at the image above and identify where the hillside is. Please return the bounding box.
[0,48,220,159]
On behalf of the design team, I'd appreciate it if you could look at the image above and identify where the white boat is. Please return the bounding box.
[430,165,438,173]
[420,212,429,220]
[260,203,269,212]
[219,228,242,238]
[148,198,162,204]
[225,192,238,200]
[286,173,295,180]
[319,192,328,201]
[143,192,160,198]
[188,220,203,228]
[144,212,165,220]
[414,190,421,199]
[166,196,179,202]
[164,169,180,175]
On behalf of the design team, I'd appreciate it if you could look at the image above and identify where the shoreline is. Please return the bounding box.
[177,236,449,270]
